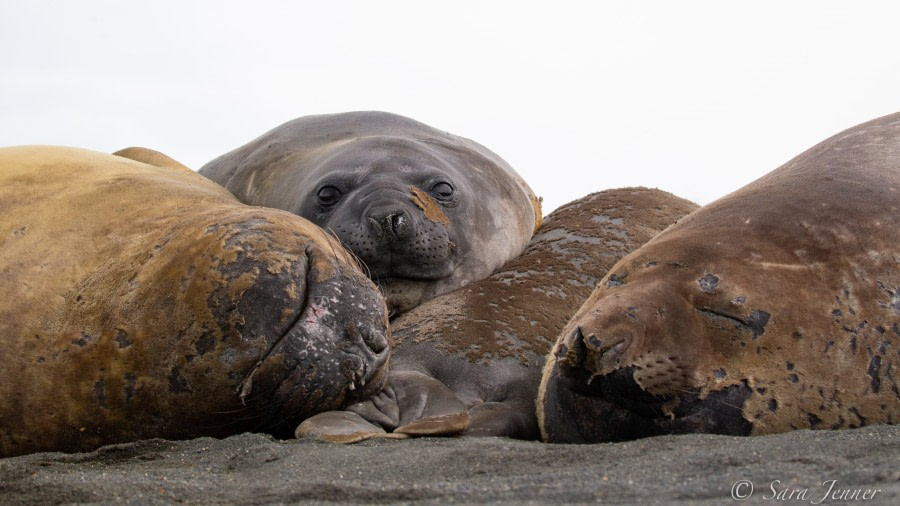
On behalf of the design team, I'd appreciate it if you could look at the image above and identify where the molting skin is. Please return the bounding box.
[0,146,390,457]
[199,111,541,315]
[539,113,900,443]
[296,188,698,442]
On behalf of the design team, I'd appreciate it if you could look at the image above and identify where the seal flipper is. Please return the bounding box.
[294,370,470,442]
[376,371,469,435]
[295,411,409,443]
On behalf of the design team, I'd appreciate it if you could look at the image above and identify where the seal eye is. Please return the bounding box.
[431,182,454,201]
[316,185,342,207]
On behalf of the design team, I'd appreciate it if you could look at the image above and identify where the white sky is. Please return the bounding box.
[2,1,898,214]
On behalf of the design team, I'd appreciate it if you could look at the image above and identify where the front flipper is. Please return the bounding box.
[295,370,469,443]
[295,411,409,443]
[465,401,540,439]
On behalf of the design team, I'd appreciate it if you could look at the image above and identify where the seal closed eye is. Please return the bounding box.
[539,112,900,443]
[200,111,541,315]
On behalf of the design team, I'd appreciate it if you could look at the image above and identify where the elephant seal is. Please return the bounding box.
[539,113,900,443]
[0,146,390,457]
[296,188,698,441]
[199,111,541,315]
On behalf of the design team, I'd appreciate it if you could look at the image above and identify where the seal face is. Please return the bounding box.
[296,188,697,442]
[0,146,390,457]
[199,111,541,315]
[539,113,900,443]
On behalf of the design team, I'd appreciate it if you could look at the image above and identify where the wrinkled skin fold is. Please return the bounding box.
[0,146,390,457]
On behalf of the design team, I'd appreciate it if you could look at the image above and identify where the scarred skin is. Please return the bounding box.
[0,146,390,457]
[297,188,698,441]
[539,113,900,443]
[199,111,541,315]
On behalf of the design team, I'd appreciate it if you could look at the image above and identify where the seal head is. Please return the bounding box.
[0,146,390,456]
[200,111,540,315]
[540,113,900,443]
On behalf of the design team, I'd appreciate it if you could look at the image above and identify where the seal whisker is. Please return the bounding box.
[324,226,370,279]
[665,385,747,412]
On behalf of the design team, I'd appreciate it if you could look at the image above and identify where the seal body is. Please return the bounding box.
[540,113,900,443]
[297,188,697,441]
[0,146,390,457]
[199,111,541,315]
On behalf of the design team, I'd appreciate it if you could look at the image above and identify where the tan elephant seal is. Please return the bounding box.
[539,112,900,443]
[297,188,698,441]
[0,146,390,457]
[199,111,541,316]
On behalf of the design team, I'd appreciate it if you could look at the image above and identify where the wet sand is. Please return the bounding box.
[1,425,896,505]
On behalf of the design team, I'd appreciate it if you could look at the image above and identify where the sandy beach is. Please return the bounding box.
[1,425,896,505]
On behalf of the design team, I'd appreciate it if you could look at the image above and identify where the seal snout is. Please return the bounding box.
[367,207,412,242]
[362,326,389,355]
[340,192,456,285]
[558,324,632,379]
[343,323,390,382]
[338,315,391,396]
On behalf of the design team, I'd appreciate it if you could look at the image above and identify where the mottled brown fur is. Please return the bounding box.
[395,189,699,365]
[408,186,449,226]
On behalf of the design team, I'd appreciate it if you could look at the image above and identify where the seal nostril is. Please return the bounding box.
[367,217,384,239]
[561,326,588,369]
[391,213,405,234]
[386,211,409,240]
[363,330,388,354]
[369,210,410,241]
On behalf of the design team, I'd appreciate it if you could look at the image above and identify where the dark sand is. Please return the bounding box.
[1,425,897,505]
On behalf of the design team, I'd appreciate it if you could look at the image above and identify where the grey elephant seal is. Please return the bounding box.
[539,113,900,443]
[199,111,541,315]
[297,188,697,441]
[0,146,390,457]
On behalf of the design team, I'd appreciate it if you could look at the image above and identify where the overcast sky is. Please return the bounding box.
[2,1,898,214]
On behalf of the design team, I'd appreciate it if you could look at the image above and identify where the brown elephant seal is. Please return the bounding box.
[199,111,541,316]
[296,188,698,442]
[539,112,900,443]
[0,146,390,457]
